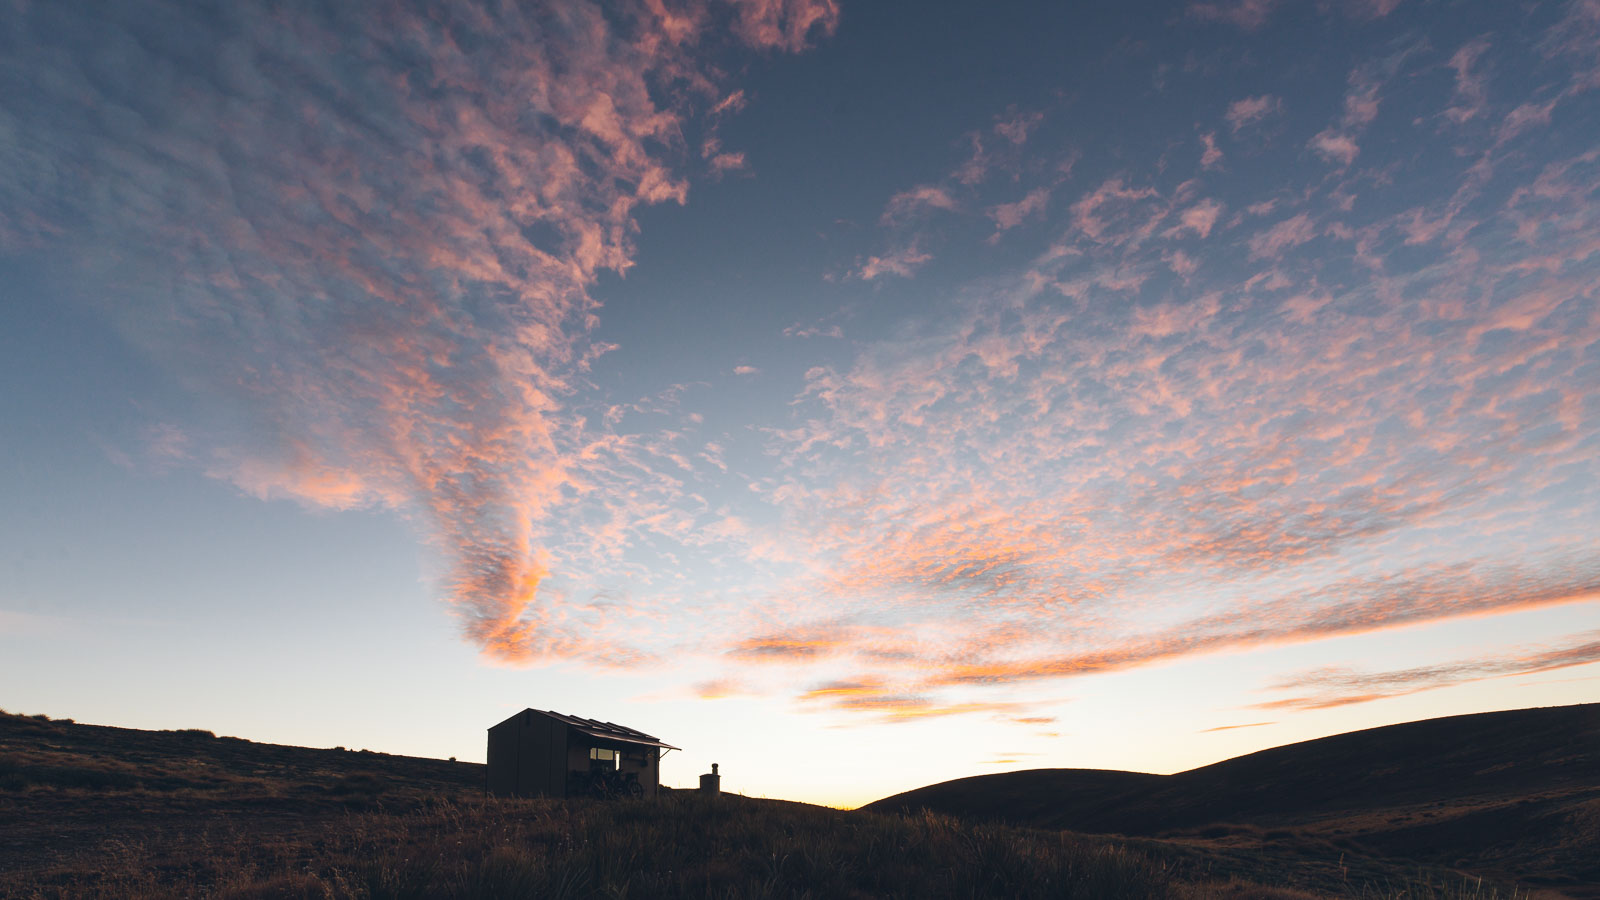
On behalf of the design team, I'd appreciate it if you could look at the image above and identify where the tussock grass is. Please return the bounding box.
[0,711,1544,899]
[9,793,1530,900]
[16,794,1181,899]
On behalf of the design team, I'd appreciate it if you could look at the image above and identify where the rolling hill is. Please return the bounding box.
[865,703,1600,894]
[2,705,1590,897]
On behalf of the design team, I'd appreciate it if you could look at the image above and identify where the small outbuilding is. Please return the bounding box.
[486,708,679,798]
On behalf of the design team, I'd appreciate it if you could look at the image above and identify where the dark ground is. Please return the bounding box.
[2,705,1589,898]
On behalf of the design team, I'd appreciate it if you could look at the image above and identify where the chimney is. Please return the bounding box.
[699,762,721,795]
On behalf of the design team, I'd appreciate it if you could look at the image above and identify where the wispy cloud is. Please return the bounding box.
[1308,46,1418,168]
[994,110,1045,145]
[1443,39,1491,124]
[1344,0,1405,21]
[1309,131,1362,166]
[784,321,846,339]
[1200,132,1224,170]
[726,0,841,52]
[989,187,1052,234]
[798,676,1038,723]
[1257,630,1600,710]
[881,185,959,224]
[1189,0,1283,30]
[694,678,759,700]
[855,244,934,280]
[1247,212,1317,258]
[1225,95,1283,133]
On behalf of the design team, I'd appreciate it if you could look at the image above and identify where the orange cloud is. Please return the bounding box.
[726,0,840,52]
[797,677,1038,723]
[728,625,856,662]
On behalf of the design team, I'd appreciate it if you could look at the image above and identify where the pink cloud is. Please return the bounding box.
[989,187,1051,233]
[881,185,959,224]
[1200,131,1224,170]
[1342,0,1404,18]
[784,322,846,339]
[1496,100,1558,144]
[1310,129,1361,166]
[1247,212,1317,258]
[994,110,1045,145]
[1257,629,1600,710]
[953,132,990,186]
[1444,40,1491,124]
[726,0,841,52]
[1189,0,1282,29]
[915,567,1600,692]
[1165,249,1199,277]
[710,90,748,117]
[709,151,747,173]
[1225,94,1283,133]
[1070,178,1163,244]
[856,245,933,280]
[1171,198,1225,239]
[1304,54,1411,168]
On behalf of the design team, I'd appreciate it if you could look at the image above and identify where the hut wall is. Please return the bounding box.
[519,712,567,797]
[487,711,570,797]
[486,721,519,795]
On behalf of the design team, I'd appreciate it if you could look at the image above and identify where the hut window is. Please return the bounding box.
[589,748,617,768]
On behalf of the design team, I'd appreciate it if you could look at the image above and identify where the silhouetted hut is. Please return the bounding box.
[486,708,679,798]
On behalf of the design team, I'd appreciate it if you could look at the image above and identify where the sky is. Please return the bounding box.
[1,0,1597,809]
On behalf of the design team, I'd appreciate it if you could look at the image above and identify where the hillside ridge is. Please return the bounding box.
[865,702,1600,893]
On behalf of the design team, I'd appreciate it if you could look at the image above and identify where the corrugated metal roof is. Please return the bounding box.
[512,708,681,750]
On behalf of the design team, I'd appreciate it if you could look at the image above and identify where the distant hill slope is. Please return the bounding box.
[0,708,483,800]
[0,707,486,878]
[865,703,1600,892]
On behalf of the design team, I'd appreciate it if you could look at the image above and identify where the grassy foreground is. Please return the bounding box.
[0,712,1536,899]
[14,792,1184,899]
[9,791,1535,900]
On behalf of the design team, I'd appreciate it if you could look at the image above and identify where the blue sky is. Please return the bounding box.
[2,0,1598,806]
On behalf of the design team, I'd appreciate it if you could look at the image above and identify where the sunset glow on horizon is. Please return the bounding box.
[2,0,1597,808]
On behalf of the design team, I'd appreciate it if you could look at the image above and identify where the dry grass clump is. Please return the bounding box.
[17,795,1181,899]
[10,792,1534,900]
[0,711,1545,899]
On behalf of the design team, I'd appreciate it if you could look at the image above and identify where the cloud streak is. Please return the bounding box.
[1257,630,1600,710]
